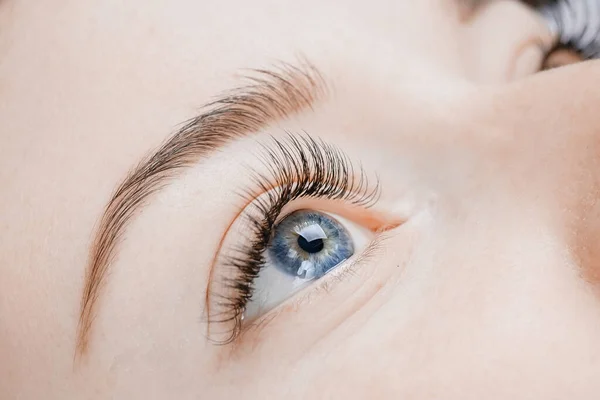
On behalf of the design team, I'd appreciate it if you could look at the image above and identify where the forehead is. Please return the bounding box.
[0,0,554,396]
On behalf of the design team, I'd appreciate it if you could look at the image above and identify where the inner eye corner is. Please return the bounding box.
[375,220,401,233]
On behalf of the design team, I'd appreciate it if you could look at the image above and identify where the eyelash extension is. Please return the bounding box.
[537,0,600,59]
[208,133,381,343]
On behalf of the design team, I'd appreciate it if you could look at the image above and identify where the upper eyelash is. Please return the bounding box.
[538,0,600,59]
[208,133,381,343]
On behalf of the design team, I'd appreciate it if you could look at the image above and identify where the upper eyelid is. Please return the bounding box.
[274,197,397,232]
[204,133,380,286]
[248,133,382,208]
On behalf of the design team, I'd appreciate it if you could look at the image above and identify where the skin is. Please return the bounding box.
[2,0,600,398]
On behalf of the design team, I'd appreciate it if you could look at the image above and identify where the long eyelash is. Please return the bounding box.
[538,0,600,59]
[208,133,380,343]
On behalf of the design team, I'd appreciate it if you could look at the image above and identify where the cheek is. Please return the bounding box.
[282,191,600,397]
[287,244,600,399]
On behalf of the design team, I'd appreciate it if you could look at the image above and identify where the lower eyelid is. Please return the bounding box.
[236,235,387,344]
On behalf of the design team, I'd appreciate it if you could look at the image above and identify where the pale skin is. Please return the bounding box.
[2,0,600,399]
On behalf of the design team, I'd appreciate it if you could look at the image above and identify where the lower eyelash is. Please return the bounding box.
[208,132,380,343]
[239,234,387,342]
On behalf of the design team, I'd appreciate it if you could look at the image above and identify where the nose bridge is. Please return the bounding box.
[488,63,600,217]
[455,63,600,285]
[485,62,600,170]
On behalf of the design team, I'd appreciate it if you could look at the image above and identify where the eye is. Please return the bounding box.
[243,209,372,321]
[206,133,382,343]
[538,0,600,68]
[542,46,583,69]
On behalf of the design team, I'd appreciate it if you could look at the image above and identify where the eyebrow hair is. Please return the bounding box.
[76,60,328,357]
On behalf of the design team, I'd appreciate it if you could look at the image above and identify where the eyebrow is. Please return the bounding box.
[76,61,328,357]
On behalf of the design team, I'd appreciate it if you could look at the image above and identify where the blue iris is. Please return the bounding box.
[268,210,354,280]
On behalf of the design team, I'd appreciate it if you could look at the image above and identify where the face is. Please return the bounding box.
[2,0,600,398]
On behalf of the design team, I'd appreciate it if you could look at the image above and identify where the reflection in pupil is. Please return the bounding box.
[297,235,324,253]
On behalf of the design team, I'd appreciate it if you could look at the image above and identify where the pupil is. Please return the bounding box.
[297,235,324,253]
